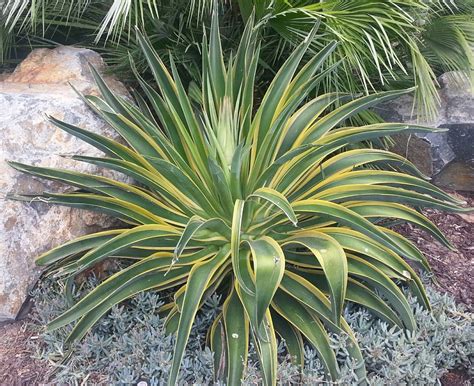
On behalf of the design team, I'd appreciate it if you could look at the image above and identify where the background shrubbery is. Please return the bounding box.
[31,275,473,384]
[2,0,473,117]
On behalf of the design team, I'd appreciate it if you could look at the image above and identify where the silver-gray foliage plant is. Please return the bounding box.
[30,276,473,385]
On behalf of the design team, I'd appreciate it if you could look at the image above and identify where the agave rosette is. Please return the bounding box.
[9,14,467,386]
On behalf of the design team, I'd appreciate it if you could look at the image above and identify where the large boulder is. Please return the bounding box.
[4,46,128,95]
[376,72,474,190]
[0,46,129,321]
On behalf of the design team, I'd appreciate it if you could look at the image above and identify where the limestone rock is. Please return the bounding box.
[0,46,129,321]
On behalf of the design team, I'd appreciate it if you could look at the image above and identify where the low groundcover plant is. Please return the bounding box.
[9,12,469,386]
[30,277,474,384]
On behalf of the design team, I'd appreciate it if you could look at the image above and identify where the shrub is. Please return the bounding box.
[10,11,468,386]
[30,277,474,384]
[2,1,473,116]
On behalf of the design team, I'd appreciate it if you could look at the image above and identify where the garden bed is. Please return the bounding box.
[0,320,47,384]
[1,191,473,385]
[393,191,473,310]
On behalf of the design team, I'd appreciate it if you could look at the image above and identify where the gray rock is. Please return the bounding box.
[376,71,474,189]
[443,124,473,160]
[433,161,474,192]
[0,46,129,321]
[388,132,455,177]
[439,73,474,126]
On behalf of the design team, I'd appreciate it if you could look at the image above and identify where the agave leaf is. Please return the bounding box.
[347,201,453,249]
[10,192,164,226]
[317,123,445,150]
[231,200,255,295]
[277,93,343,157]
[316,170,460,204]
[283,231,347,325]
[175,216,229,259]
[254,143,317,189]
[223,285,249,386]
[136,29,211,183]
[339,319,367,384]
[87,66,169,159]
[256,311,279,386]
[319,227,416,278]
[61,224,180,275]
[251,25,318,150]
[207,8,226,102]
[207,157,235,212]
[246,236,285,329]
[250,187,298,226]
[347,256,416,330]
[280,272,366,383]
[283,148,426,201]
[280,271,336,329]
[67,264,189,343]
[298,88,416,145]
[272,290,339,381]
[250,44,341,178]
[209,314,227,382]
[168,246,230,385]
[272,312,304,368]
[164,307,180,335]
[69,155,194,214]
[130,67,188,157]
[378,227,431,271]
[49,249,212,332]
[316,184,466,212]
[292,200,410,261]
[296,269,403,328]
[275,144,346,194]
[32,230,124,266]
[47,115,146,166]
[8,161,188,225]
[318,227,430,310]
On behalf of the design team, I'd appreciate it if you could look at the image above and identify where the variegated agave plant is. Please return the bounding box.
[9,13,467,386]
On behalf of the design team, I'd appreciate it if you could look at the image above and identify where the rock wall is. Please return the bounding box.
[376,72,473,191]
[0,46,128,321]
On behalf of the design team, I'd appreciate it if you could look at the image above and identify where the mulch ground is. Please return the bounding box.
[0,191,472,385]
[393,191,474,311]
[0,320,48,385]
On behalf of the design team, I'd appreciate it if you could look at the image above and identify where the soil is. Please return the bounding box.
[0,191,472,384]
[440,368,472,386]
[393,191,474,311]
[0,319,49,385]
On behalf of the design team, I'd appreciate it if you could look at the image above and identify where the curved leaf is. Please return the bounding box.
[223,286,249,386]
[231,200,255,295]
[175,216,229,259]
[246,236,285,329]
[272,312,304,368]
[283,231,347,325]
[250,187,298,226]
[272,290,339,381]
[168,246,230,385]
[35,229,125,266]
